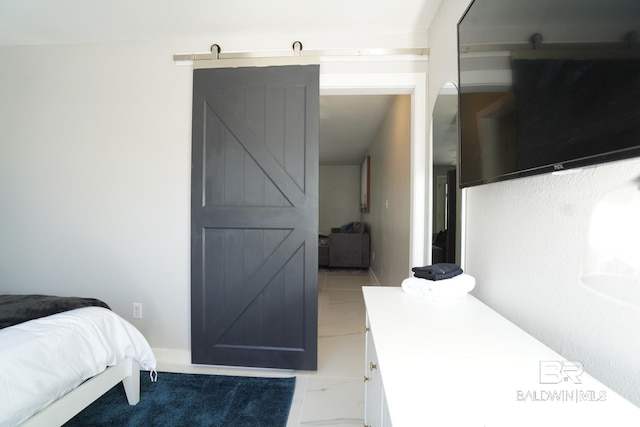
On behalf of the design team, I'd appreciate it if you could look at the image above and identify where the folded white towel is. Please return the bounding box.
[401,274,475,302]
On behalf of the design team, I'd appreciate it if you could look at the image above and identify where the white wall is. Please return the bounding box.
[363,95,412,286]
[428,0,640,407]
[0,42,194,350]
[319,165,361,235]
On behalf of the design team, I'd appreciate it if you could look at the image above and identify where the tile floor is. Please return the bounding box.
[289,268,373,426]
[157,268,375,426]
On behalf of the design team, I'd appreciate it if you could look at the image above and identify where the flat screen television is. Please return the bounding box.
[457,0,640,188]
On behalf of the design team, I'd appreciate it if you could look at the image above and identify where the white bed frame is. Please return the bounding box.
[20,358,140,427]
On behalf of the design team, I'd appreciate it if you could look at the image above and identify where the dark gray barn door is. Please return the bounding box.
[191,65,319,370]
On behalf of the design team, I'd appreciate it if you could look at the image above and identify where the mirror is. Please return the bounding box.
[432,82,461,264]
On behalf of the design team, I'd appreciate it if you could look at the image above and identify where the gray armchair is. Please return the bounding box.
[328,222,370,268]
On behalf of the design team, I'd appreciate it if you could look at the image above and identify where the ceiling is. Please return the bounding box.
[320,95,396,165]
[0,0,441,47]
[0,0,446,166]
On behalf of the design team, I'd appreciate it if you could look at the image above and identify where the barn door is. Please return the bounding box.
[190,65,319,370]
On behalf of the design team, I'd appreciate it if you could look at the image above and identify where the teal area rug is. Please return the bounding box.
[64,372,296,427]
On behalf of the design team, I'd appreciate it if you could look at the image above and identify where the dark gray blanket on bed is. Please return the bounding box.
[0,294,110,330]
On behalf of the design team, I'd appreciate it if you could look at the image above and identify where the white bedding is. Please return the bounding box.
[0,307,156,427]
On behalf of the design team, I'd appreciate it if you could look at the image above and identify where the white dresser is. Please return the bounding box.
[362,286,640,427]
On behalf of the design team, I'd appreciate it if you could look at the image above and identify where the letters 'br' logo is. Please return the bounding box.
[539,361,584,384]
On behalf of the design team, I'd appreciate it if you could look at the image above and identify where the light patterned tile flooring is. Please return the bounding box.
[292,268,373,427]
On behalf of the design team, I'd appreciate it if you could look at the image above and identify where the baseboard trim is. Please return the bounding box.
[368,267,381,286]
[151,347,295,377]
[152,347,191,366]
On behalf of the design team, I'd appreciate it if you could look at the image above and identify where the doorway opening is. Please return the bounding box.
[320,71,428,277]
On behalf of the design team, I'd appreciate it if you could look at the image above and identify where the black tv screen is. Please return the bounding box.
[457,0,640,188]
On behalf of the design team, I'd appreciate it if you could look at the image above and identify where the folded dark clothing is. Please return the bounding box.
[412,263,463,281]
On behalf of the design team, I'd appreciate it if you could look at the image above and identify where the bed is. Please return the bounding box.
[0,295,157,427]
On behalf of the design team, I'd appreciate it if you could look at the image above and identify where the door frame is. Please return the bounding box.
[320,71,428,271]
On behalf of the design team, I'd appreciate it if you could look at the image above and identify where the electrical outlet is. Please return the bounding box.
[132,303,143,319]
